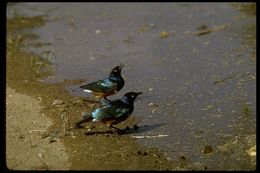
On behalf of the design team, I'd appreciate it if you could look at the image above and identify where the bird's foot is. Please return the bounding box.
[100,98,111,106]
[116,125,139,134]
[110,125,126,134]
[76,112,92,129]
[115,129,127,135]
[115,126,134,135]
[75,124,84,129]
[133,124,139,130]
[75,121,85,129]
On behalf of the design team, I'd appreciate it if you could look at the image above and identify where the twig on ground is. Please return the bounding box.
[131,134,169,139]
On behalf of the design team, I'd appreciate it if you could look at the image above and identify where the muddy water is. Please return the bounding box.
[7,3,256,169]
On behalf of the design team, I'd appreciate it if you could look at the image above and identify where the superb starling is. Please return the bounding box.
[80,63,125,102]
[76,92,142,131]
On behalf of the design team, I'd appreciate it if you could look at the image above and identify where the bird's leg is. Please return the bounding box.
[100,97,111,106]
[75,119,87,128]
[83,98,100,103]
[104,96,111,102]
[111,125,123,132]
[100,99,108,106]
[111,125,130,135]
[75,112,92,128]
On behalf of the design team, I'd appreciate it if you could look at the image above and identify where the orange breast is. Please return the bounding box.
[101,119,117,127]
[92,90,116,99]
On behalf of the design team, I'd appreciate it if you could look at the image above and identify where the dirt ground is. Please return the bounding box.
[6,87,70,170]
[6,84,181,170]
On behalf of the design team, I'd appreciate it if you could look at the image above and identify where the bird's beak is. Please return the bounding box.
[136,92,142,95]
[119,63,125,70]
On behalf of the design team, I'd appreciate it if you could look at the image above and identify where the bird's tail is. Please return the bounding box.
[75,113,93,128]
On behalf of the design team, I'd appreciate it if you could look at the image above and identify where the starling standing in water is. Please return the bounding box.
[80,63,125,103]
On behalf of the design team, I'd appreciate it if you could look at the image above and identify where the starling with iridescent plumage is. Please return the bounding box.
[76,92,142,131]
[80,63,125,102]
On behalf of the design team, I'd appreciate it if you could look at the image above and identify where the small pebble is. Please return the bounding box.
[179,155,187,160]
[246,145,256,156]
[143,151,148,156]
[59,108,66,112]
[159,31,169,38]
[41,132,49,139]
[90,56,96,60]
[49,138,57,143]
[149,23,156,28]
[18,135,24,139]
[137,150,148,156]
[52,99,64,106]
[148,102,154,106]
[137,150,142,155]
[38,153,44,158]
[202,145,213,155]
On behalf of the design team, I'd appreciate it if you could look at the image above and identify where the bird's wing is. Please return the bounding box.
[106,101,130,119]
[91,101,129,121]
[91,105,113,121]
[80,79,117,93]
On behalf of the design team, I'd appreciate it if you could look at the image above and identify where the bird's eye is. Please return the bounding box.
[114,69,117,72]
[131,95,135,98]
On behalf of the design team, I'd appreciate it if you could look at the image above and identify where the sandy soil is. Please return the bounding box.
[6,87,70,170]
[5,83,179,170]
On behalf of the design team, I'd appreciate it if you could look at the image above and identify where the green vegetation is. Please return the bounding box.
[232,3,256,16]
[7,14,46,32]
[242,104,250,116]
[7,15,53,82]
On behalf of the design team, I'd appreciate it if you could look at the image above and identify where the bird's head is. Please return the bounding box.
[121,92,142,103]
[109,63,124,78]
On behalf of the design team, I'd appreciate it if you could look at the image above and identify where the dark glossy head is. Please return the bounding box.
[121,92,142,103]
[109,63,124,77]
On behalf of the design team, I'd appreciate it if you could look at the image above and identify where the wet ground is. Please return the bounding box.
[6,3,256,170]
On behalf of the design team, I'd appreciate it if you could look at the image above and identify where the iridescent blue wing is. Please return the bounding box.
[80,78,116,93]
[91,101,130,121]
